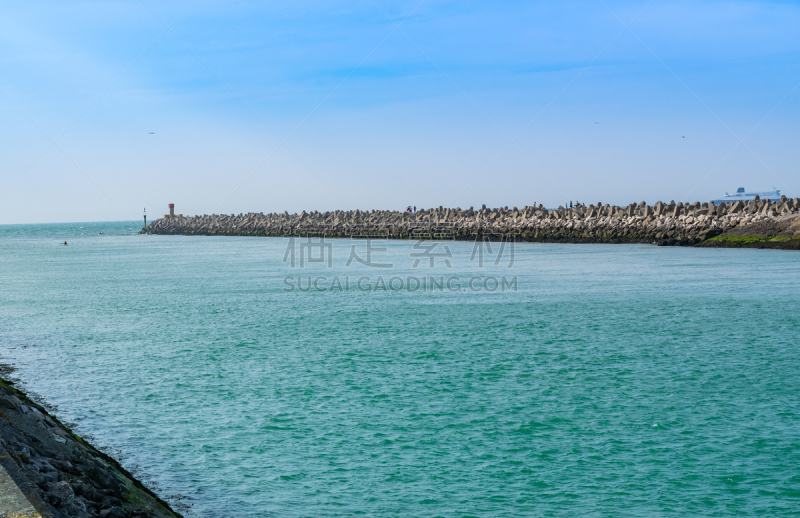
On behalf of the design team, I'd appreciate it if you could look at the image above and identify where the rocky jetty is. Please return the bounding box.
[141,197,800,249]
[0,375,180,518]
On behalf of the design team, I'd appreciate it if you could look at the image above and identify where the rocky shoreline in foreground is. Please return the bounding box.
[141,197,800,250]
[0,372,181,518]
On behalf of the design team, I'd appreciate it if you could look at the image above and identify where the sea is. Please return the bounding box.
[1,221,799,517]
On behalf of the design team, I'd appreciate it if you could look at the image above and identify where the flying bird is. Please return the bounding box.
[148,132,155,134]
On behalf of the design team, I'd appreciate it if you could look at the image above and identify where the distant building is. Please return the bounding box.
[164,203,183,218]
[712,187,782,203]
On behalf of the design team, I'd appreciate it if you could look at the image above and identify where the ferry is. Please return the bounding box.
[712,187,782,204]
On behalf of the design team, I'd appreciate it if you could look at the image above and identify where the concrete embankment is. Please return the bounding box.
[0,374,180,518]
[141,197,800,249]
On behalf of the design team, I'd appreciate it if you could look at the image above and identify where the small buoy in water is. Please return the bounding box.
[63,241,68,245]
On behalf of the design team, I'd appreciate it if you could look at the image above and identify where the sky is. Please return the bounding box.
[1,0,798,223]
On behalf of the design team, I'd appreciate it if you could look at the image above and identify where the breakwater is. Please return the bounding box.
[142,197,800,248]
[0,373,181,518]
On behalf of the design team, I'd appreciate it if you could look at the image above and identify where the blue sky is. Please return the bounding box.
[1,0,798,223]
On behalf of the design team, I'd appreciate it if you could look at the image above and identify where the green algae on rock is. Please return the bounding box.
[0,375,181,518]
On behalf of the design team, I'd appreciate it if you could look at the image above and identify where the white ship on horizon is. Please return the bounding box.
[712,187,782,204]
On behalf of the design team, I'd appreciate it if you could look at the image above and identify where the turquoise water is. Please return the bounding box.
[2,221,800,517]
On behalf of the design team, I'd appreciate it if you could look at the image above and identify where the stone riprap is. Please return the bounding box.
[0,375,181,518]
[141,197,800,248]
